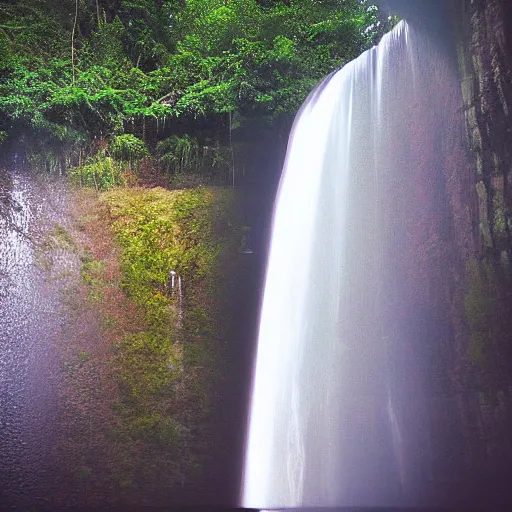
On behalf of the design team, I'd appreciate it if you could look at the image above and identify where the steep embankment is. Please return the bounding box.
[45,185,242,506]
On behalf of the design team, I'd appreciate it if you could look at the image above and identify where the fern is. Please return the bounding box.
[156,134,200,174]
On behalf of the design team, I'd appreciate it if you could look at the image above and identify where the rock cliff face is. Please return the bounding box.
[458,0,512,254]
[381,0,512,503]
[377,0,512,505]
[454,0,512,501]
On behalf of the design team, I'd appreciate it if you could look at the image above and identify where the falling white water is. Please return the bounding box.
[177,275,183,328]
[170,270,176,291]
[241,20,454,509]
[169,270,184,329]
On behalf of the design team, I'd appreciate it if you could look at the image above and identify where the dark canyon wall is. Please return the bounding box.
[377,0,512,506]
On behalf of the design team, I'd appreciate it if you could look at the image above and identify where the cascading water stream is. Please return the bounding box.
[169,270,184,329]
[243,19,467,508]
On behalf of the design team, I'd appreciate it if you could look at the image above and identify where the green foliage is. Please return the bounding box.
[0,0,72,60]
[83,17,129,70]
[109,134,149,162]
[70,155,126,190]
[167,0,384,118]
[156,134,200,174]
[26,147,63,174]
[0,0,386,148]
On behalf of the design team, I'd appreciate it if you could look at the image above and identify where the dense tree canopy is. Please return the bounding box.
[0,0,394,163]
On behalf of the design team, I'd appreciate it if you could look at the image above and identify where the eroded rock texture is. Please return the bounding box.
[455,0,512,500]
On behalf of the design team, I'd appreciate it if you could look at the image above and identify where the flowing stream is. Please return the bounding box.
[243,20,468,508]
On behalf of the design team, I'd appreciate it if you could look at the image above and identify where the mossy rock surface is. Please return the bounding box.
[97,185,242,496]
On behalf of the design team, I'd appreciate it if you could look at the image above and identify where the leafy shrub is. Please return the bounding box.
[156,134,200,174]
[109,134,149,163]
[69,155,126,190]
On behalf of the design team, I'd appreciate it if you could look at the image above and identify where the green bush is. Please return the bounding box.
[70,155,126,190]
[109,134,149,163]
[156,134,200,174]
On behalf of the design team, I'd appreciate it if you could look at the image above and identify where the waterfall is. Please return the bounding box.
[169,270,184,329]
[177,275,183,328]
[243,19,467,509]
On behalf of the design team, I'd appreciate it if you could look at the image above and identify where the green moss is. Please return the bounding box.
[41,223,76,251]
[476,181,493,248]
[77,350,92,366]
[99,185,241,487]
[53,223,75,247]
[493,192,506,238]
[80,251,106,284]
[62,349,93,376]
[467,331,486,366]
[102,314,118,330]
[74,465,92,481]
[80,251,108,302]
[128,413,183,447]
[465,259,495,331]
[102,186,240,302]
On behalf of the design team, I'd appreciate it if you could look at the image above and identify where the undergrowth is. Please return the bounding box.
[69,155,127,190]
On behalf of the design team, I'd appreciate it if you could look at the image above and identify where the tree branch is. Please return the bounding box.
[156,90,180,104]
[0,25,26,31]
